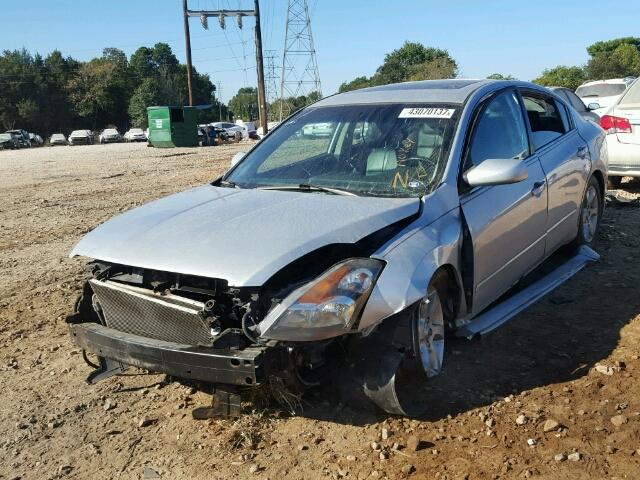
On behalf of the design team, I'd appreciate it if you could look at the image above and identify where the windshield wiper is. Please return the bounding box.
[258,183,357,196]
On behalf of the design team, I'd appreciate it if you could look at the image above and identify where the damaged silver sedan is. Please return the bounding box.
[67,79,607,416]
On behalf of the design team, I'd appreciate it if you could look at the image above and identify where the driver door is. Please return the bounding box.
[460,89,548,315]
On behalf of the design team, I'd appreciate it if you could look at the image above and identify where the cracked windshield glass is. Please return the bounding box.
[226,104,459,197]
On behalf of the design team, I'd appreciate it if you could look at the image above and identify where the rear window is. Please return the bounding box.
[619,80,640,107]
[576,83,626,98]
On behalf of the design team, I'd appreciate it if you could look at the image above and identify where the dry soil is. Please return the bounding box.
[1,143,640,480]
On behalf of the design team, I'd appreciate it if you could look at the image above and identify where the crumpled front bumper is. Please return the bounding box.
[69,322,267,386]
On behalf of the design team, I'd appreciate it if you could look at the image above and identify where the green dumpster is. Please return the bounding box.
[147,106,199,147]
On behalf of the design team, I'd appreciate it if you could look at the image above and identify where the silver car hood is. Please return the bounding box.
[71,185,420,286]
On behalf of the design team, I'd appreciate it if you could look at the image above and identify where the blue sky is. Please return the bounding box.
[2,0,639,102]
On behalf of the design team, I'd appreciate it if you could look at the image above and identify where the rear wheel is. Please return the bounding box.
[572,176,602,247]
[607,176,622,190]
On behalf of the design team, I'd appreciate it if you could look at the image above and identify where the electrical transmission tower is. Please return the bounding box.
[264,50,279,121]
[279,0,321,120]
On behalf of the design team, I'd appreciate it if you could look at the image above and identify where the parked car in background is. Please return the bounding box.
[49,133,68,146]
[599,78,640,189]
[29,133,44,147]
[0,133,20,149]
[123,128,146,142]
[69,130,93,146]
[302,122,334,137]
[549,86,600,123]
[68,79,606,417]
[212,121,246,141]
[5,129,31,148]
[257,121,280,139]
[99,128,122,144]
[242,121,259,140]
[576,78,635,115]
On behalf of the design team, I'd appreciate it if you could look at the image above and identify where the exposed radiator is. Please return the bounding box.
[89,279,213,346]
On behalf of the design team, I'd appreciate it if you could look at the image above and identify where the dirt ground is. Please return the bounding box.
[1,142,640,480]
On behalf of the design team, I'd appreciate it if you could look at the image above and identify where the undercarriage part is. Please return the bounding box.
[85,355,128,384]
[347,332,430,417]
[192,386,242,419]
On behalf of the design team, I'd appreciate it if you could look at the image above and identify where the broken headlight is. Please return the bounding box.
[258,258,384,341]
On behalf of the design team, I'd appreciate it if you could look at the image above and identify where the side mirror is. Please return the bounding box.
[464,158,528,187]
[230,151,246,167]
[587,102,601,111]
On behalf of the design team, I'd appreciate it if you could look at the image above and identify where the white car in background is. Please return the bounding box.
[99,128,122,144]
[212,122,247,141]
[124,128,147,142]
[600,78,640,189]
[257,121,280,139]
[576,78,635,115]
[49,133,67,146]
[302,122,334,137]
[68,129,94,146]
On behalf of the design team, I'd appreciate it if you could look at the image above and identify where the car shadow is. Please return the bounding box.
[293,202,640,425]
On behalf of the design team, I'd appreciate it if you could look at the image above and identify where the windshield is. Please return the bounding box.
[104,129,118,135]
[576,83,626,98]
[70,130,86,136]
[0,134,11,140]
[225,104,459,197]
[130,128,143,133]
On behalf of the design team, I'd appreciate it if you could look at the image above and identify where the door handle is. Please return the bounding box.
[577,146,589,159]
[531,180,546,197]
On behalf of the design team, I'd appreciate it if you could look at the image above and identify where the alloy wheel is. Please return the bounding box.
[416,285,445,378]
[581,185,599,243]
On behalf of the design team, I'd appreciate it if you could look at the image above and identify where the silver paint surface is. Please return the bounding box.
[71,185,419,286]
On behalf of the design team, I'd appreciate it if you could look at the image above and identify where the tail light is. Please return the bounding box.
[601,115,632,134]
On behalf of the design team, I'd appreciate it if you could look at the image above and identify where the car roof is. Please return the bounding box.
[579,78,633,87]
[314,79,530,107]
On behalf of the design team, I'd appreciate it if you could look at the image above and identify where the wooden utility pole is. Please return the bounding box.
[183,1,268,134]
[253,0,268,134]
[183,0,194,106]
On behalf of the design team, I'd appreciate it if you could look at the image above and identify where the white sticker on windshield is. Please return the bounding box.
[399,107,456,119]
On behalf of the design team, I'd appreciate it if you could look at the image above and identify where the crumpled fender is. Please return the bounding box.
[357,208,463,331]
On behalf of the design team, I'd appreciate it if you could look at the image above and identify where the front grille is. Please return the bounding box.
[89,279,213,345]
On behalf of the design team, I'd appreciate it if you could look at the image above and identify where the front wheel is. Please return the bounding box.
[572,176,602,248]
[411,284,446,378]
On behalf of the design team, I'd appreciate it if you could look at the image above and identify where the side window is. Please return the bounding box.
[466,90,529,169]
[566,91,587,112]
[521,93,567,150]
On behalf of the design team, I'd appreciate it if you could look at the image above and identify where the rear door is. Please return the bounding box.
[611,80,640,146]
[520,90,589,255]
[460,89,548,315]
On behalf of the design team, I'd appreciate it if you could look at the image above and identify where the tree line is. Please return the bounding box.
[533,37,640,90]
[338,38,640,94]
[0,43,228,136]
[3,37,638,137]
